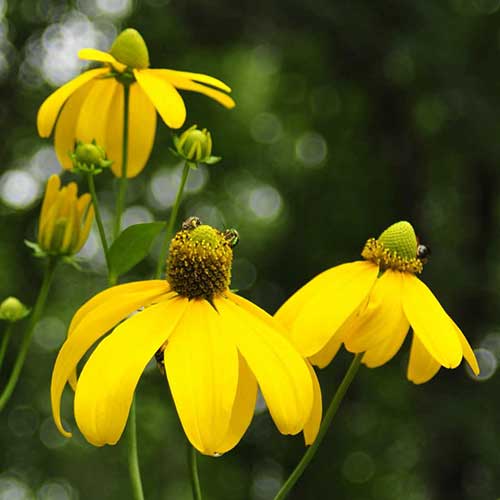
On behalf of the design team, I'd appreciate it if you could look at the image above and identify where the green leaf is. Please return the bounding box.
[108,222,165,280]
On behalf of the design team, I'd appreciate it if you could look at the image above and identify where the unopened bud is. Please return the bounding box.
[70,141,112,174]
[173,125,221,166]
[0,297,30,322]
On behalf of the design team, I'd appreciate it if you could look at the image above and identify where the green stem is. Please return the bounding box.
[126,398,145,500]
[273,353,364,500]
[113,83,130,240]
[188,444,202,500]
[0,323,14,374]
[154,162,191,279]
[0,258,58,412]
[87,173,110,272]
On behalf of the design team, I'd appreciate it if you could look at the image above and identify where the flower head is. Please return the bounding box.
[70,140,112,175]
[51,219,316,455]
[37,175,94,257]
[275,221,480,384]
[37,28,235,178]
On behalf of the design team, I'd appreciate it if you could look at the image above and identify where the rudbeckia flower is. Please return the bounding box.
[37,174,94,256]
[37,28,235,178]
[275,221,480,384]
[51,218,315,455]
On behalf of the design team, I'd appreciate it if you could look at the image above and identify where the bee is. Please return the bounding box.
[155,348,165,375]
[182,216,202,231]
[417,243,431,261]
[223,228,240,247]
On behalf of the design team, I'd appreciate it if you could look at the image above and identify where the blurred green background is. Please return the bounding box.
[0,0,499,498]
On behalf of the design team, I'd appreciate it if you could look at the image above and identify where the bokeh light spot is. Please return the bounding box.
[342,451,375,483]
[33,317,66,351]
[467,348,497,381]
[248,185,282,221]
[295,132,327,167]
[0,170,41,209]
[250,113,283,144]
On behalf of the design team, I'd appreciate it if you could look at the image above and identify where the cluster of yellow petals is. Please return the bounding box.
[37,30,235,178]
[38,175,94,256]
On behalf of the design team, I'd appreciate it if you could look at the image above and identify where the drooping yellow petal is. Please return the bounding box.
[453,323,480,375]
[303,363,322,445]
[216,354,258,454]
[158,68,232,92]
[78,48,126,72]
[75,78,117,148]
[152,70,235,109]
[75,193,94,253]
[344,270,409,355]
[216,296,313,435]
[107,83,157,178]
[74,297,187,446]
[54,81,94,169]
[289,261,379,358]
[407,333,441,384]
[402,274,463,368]
[37,68,109,137]
[361,326,408,368]
[134,69,186,129]
[51,282,170,436]
[68,280,170,336]
[38,175,61,241]
[308,336,342,369]
[164,299,239,455]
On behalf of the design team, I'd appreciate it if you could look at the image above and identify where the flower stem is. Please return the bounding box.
[273,353,364,500]
[188,444,202,500]
[113,82,130,240]
[127,398,144,500]
[0,323,14,374]
[87,173,110,271]
[154,161,191,279]
[0,258,58,412]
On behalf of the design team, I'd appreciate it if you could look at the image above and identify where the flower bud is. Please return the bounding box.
[70,141,112,175]
[110,28,150,69]
[0,297,30,322]
[173,125,221,165]
[37,175,95,256]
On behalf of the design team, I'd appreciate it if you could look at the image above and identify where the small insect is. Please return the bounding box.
[182,216,202,231]
[154,348,165,375]
[417,243,431,260]
[223,228,240,247]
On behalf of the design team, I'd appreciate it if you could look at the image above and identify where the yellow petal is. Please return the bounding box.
[75,78,117,147]
[134,69,186,129]
[361,327,408,368]
[37,68,109,137]
[51,282,170,437]
[68,280,170,336]
[78,48,126,72]
[74,297,187,446]
[344,270,409,354]
[75,193,94,253]
[453,323,480,375]
[152,70,235,109]
[38,175,61,241]
[407,333,441,384]
[308,335,342,369]
[303,362,322,445]
[157,68,232,92]
[108,83,157,178]
[402,274,463,368]
[216,295,313,435]
[216,354,257,454]
[164,299,239,455]
[54,81,94,169]
[290,261,379,358]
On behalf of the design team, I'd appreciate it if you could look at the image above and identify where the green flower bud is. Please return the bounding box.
[0,297,30,322]
[70,141,112,174]
[110,28,150,69]
[173,125,221,166]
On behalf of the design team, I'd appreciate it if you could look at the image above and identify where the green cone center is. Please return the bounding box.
[110,28,150,69]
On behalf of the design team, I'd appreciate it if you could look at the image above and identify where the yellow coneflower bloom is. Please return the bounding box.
[38,175,94,256]
[51,219,316,455]
[275,221,479,384]
[37,29,235,178]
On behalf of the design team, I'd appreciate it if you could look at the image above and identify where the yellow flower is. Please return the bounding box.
[275,221,480,384]
[51,220,316,455]
[38,175,94,256]
[37,28,235,178]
